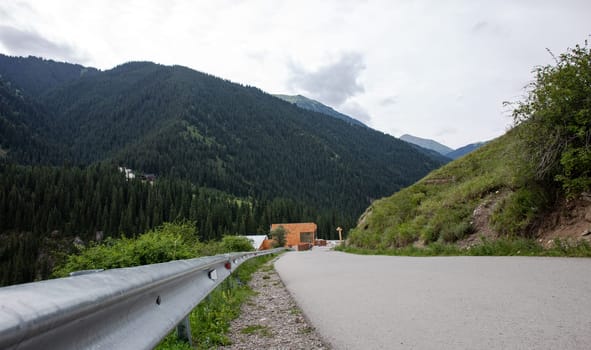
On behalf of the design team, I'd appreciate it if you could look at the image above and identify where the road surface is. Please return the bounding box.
[275,248,591,349]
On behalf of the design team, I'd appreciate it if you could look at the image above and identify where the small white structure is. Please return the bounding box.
[242,235,268,250]
[326,240,343,248]
[118,167,135,180]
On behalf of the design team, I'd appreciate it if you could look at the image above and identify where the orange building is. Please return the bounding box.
[270,222,317,248]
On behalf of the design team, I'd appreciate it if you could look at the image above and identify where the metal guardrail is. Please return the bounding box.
[0,248,284,350]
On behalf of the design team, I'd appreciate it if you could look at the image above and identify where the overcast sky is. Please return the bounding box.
[0,1,589,148]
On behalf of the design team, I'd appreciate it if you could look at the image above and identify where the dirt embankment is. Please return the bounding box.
[461,191,591,248]
[534,194,591,247]
[458,189,509,248]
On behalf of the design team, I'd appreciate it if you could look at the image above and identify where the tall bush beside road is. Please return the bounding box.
[512,42,591,197]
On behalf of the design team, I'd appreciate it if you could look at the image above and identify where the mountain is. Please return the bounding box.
[274,94,366,127]
[400,134,487,159]
[445,141,487,159]
[0,77,65,163]
[0,56,447,221]
[276,95,449,163]
[0,54,99,97]
[400,134,453,155]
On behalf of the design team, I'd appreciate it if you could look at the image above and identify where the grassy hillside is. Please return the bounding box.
[349,126,568,249]
[345,127,591,257]
[347,129,525,249]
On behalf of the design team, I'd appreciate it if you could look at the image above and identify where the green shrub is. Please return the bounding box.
[270,226,286,247]
[393,222,420,247]
[52,222,199,277]
[440,219,473,243]
[420,225,438,243]
[220,235,255,252]
[512,42,591,197]
[52,222,260,277]
[491,186,550,236]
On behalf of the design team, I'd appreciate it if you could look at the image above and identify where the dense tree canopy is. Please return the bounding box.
[0,163,353,286]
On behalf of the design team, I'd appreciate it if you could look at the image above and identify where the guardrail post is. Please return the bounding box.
[176,316,192,346]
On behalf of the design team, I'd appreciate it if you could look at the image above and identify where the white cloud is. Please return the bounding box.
[339,100,372,123]
[287,52,366,107]
[379,96,398,107]
[0,0,589,148]
[0,25,86,62]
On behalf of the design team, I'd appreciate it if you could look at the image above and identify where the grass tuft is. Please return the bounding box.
[156,253,278,349]
[337,238,591,257]
[241,324,273,337]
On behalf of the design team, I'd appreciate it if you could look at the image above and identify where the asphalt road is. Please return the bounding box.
[274,248,591,350]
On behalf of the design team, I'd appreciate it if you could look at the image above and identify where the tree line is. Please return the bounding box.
[0,162,353,286]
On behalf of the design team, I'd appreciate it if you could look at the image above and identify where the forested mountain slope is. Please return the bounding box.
[275,94,449,164]
[274,94,366,127]
[0,55,448,285]
[0,78,65,164]
[0,163,321,285]
[0,54,99,97]
[2,59,444,216]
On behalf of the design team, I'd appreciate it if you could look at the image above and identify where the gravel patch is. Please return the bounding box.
[222,257,329,350]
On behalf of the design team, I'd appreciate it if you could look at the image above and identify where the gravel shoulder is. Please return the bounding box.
[222,256,329,350]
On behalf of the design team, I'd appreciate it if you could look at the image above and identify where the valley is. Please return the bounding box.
[0,55,445,286]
